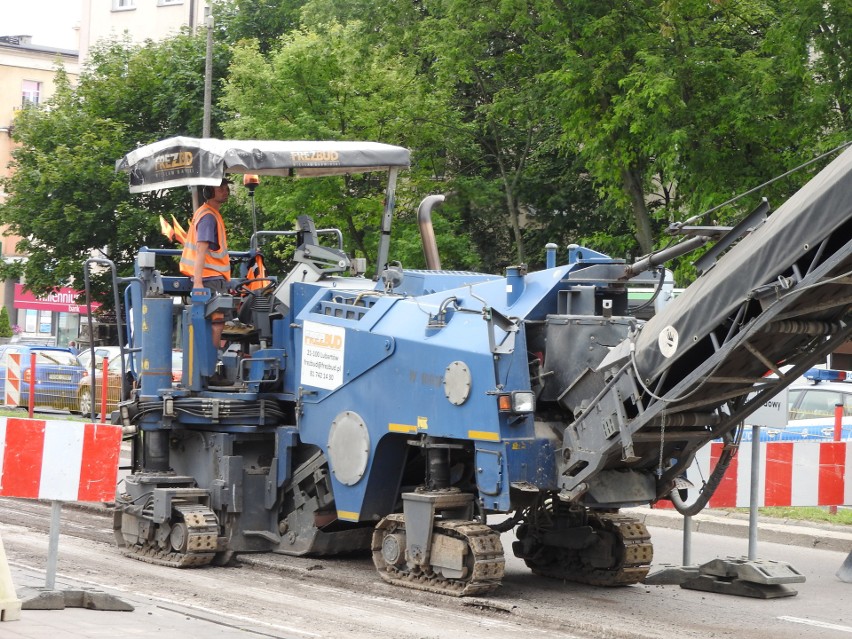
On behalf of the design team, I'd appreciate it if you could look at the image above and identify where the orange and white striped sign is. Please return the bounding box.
[4,353,21,407]
[675,441,852,508]
[0,417,121,502]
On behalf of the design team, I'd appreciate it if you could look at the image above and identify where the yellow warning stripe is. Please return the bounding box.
[337,510,359,521]
[468,430,500,442]
[388,423,418,434]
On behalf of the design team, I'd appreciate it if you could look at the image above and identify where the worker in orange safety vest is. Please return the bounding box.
[180,178,232,348]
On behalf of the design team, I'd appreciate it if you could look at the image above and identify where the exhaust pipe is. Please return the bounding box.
[418,195,445,270]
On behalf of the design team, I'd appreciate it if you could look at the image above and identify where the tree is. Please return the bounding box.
[544,0,849,260]
[2,0,848,292]
[220,23,472,269]
[417,0,565,266]
[216,0,308,54]
[0,33,231,301]
[763,0,852,147]
[292,0,607,271]
[0,307,12,339]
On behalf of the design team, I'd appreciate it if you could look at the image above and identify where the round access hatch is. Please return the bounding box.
[327,411,370,486]
[443,360,472,406]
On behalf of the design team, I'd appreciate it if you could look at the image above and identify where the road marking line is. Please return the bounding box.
[779,616,852,633]
[9,561,320,637]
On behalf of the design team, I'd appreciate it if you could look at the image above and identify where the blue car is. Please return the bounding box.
[0,344,86,412]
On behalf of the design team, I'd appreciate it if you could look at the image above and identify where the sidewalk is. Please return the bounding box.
[627,506,852,553]
[2,564,263,638]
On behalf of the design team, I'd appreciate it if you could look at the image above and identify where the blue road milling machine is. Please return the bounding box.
[106,138,852,596]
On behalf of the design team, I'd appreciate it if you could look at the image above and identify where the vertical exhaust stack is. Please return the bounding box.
[506,265,527,306]
[545,243,558,269]
[418,195,445,270]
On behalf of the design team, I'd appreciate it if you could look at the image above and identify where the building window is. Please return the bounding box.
[158,0,183,5]
[38,310,52,334]
[112,0,136,10]
[22,80,41,107]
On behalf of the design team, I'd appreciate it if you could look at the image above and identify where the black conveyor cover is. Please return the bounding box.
[633,146,852,380]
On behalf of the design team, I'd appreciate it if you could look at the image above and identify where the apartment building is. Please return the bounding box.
[0,36,81,343]
[79,0,208,62]
[0,36,81,344]
[0,36,78,197]
[1,2,206,346]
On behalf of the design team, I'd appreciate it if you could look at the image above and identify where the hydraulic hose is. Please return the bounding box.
[668,429,741,516]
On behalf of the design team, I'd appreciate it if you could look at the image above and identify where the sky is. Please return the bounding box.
[1,0,82,49]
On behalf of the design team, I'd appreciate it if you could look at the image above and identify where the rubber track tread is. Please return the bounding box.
[372,514,505,597]
[121,502,219,568]
[527,512,652,586]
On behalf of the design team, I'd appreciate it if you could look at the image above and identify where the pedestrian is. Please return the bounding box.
[179,178,232,348]
[68,340,79,355]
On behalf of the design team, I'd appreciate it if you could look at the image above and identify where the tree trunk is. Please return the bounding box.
[621,166,654,255]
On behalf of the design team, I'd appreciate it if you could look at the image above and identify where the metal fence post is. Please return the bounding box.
[44,501,62,590]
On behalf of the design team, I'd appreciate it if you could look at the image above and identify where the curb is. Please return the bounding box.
[625,507,852,553]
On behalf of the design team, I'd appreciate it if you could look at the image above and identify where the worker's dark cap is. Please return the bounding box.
[220,177,233,185]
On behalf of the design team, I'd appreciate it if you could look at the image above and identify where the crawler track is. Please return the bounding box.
[117,502,220,568]
[523,512,653,586]
[372,514,505,597]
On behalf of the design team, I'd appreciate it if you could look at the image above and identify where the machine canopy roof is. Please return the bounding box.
[116,137,411,193]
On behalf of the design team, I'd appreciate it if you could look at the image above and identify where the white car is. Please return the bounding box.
[745,369,852,442]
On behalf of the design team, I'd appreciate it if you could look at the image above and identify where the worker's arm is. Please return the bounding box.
[193,240,210,289]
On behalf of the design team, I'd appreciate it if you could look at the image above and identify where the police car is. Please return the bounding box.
[749,368,852,442]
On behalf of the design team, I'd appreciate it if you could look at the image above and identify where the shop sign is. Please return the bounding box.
[13,285,101,313]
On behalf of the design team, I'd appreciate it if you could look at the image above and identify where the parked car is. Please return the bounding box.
[76,347,180,416]
[742,368,852,442]
[76,346,133,417]
[0,344,86,412]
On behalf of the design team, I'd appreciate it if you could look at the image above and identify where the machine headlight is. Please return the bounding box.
[498,391,535,414]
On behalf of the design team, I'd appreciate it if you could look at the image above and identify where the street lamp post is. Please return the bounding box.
[203,2,213,138]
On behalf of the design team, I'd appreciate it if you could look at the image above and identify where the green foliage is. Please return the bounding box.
[543,0,851,262]
[415,0,574,265]
[387,208,481,272]
[1,0,850,292]
[731,506,852,526]
[0,307,12,338]
[0,32,231,302]
[280,0,603,270]
[217,0,308,53]
[220,22,456,268]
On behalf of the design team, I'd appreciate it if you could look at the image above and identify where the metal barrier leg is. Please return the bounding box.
[44,501,61,591]
[17,500,134,612]
[748,426,760,560]
[682,515,692,567]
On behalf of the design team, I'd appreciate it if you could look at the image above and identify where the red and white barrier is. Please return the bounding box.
[4,353,20,408]
[677,441,852,508]
[0,417,121,502]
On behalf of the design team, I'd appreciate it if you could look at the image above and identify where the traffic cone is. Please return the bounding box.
[0,534,22,621]
[838,550,852,583]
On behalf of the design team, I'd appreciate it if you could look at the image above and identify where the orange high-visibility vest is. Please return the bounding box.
[179,203,231,280]
[244,253,267,292]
